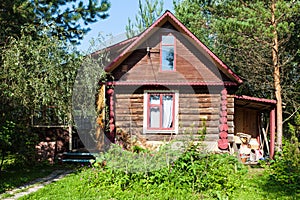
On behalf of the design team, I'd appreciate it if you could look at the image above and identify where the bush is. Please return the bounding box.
[0,121,38,172]
[268,135,300,192]
[0,121,15,171]
[89,143,248,199]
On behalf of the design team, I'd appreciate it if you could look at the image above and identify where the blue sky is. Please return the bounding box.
[77,0,174,52]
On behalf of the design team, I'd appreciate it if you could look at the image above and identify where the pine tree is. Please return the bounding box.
[174,0,300,150]
[0,0,110,45]
[125,0,164,38]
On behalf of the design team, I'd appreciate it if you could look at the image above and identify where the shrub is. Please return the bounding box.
[90,143,247,199]
[0,121,38,171]
[268,135,300,192]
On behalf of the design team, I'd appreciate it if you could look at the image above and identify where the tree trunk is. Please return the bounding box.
[271,0,283,151]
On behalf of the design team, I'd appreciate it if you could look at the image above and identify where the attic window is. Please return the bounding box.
[161,35,175,71]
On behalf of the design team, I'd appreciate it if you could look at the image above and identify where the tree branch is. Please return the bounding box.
[283,106,300,124]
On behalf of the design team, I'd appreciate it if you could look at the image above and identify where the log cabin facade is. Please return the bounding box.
[93,11,276,160]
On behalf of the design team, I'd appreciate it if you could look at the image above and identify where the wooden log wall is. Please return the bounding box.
[114,90,233,143]
[115,93,144,135]
[113,26,227,84]
[178,93,220,142]
[227,95,235,135]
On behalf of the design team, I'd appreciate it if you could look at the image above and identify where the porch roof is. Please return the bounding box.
[234,95,276,111]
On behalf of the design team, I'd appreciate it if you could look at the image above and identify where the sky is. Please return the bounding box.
[77,0,174,52]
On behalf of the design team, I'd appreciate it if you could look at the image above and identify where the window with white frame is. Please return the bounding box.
[143,91,178,134]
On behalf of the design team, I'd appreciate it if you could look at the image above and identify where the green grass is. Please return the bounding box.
[0,163,73,194]
[19,168,203,200]
[18,166,299,200]
[231,168,300,200]
[2,143,299,200]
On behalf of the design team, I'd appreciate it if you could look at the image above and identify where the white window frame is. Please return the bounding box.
[143,90,179,134]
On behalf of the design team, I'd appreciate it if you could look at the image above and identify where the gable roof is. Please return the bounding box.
[103,10,243,84]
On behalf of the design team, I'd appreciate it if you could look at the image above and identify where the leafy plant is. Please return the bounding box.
[89,142,247,199]
[267,135,300,192]
[0,121,15,172]
[0,120,39,172]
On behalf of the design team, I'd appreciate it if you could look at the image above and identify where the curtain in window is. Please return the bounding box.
[150,107,160,128]
[150,95,160,128]
[162,95,173,128]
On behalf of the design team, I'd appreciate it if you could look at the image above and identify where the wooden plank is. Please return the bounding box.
[179,102,213,108]
[179,108,219,114]
[115,116,143,121]
[227,108,234,115]
[179,127,219,135]
[116,121,144,127]
[179,114,220,121]
[178,120,219,128]
[227,115,234,121]
[141,133,219,142]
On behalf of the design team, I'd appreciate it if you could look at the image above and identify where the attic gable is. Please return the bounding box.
[103,10,243,85]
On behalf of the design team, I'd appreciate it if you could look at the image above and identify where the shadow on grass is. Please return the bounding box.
[0,163,77,194]
[261,172,300,199]
[232,167,299,200]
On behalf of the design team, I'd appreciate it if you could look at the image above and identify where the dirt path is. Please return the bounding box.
[0,170,73,200]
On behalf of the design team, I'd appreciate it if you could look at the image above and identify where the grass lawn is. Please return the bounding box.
[0,162,74,195]
[232,168,300,200]
[19,168,203,200]
[18,167,299,200]
[2,144,299,200]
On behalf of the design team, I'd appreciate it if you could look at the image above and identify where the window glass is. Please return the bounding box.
[162,95,173,128]
[148,93,174,130]
[149,106,160,128]
[162,46,174,71]
[150,95,160,104]
[162,35,174,45]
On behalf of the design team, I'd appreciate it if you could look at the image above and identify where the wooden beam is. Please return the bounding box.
[270,108,276,159]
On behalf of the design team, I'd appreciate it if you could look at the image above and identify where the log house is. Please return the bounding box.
[91,11,276,160]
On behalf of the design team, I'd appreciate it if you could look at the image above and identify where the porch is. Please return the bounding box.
[231,95,276,163]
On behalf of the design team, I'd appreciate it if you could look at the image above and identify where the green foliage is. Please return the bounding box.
[126,0,164,38]
[18,147,299,199]
[173,0,214,47]
[10,124,39,167]
[0,163,71,194]
[286,111,300,140]
[0,121,15,171]
[0,25,84,166]
[93,142,183,173]
[1,25,81,124]
[267,135,300,192]
[0,121,15,151]
[90,143,247,199]
[72,51,108,119]
[174,0,300,133]
[0,120,39,171]
[0,0,110,44]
